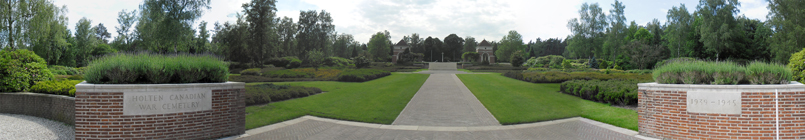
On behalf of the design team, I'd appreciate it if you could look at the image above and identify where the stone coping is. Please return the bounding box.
[238,116,642,138]
[0,92,75,100]
[637,81,805,92]
[75,81,245,92]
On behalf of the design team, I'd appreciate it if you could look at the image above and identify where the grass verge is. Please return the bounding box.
[245,73,429,130]
[457,74,638,131]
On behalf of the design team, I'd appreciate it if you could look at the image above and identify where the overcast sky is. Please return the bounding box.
[53,0,769,44]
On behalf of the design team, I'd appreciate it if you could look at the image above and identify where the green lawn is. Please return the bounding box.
[245,73,429,130]
[457,74,638,131]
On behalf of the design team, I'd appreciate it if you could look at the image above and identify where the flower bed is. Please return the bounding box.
[560,79,643,105]
[83,53,229,84]
[653,60,792,85]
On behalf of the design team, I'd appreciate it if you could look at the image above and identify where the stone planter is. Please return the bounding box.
[74,82,245,139]
[638,82,805,139]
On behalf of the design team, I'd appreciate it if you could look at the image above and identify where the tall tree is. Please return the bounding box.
[277,16,296,57]
[645,19,664,45]
[767,0,805,63]
[243,0,278,65]
[332,33,354,58]
[74,17,97,67]
[296,10,334,58]
[94,23,111,44]
[406,33,423,54]
[367,31,390,61]
[27,3,70,65]
[495,30,526,62]
[567,2,608,58]
[695,0,740,61]
[603,0,627,60]
[443,34,464,61]
[194,21,210,53]
[113,9,138,51]
[463,36,477,54]
[0,0,64,49]
[664,4,694,58]
[136,0,211,53]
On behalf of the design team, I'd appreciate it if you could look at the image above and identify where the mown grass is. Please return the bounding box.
[244,73,429,130]
[457,74,638,131]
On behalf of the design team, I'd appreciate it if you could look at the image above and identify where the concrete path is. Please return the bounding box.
[392,74,499,126]
[234,116,646,140]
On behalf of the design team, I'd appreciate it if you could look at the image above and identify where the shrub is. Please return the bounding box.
[562,59,572,69]
[267,57,302,69]
[337,69,391,82]
[0,49,54,92]
[48,65,81,75]
[462,52,480,62]
[84,53,228,84]
[510,50,526,67]
[504,71,652,83]
[67,75,85,80]
[30,80,82,96]
[245,83,322,106]
[789,48,805,84]
[560,79,640,105]
[323,57,353,67]
[264,69,313,78]
[654,60,791,85]
[240,68,262,76]
[352,56,372,68]
[747,61,792,84]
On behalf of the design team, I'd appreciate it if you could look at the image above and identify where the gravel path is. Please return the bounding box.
[0,113,74,140]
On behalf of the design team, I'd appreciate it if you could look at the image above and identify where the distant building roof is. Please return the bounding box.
[479,40,491,46]
[395,39,408,46]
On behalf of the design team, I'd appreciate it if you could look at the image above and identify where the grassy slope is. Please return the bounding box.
[457,74,638,131]
[245,73,429,129]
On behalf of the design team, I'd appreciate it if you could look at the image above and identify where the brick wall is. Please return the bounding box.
[74,82,245,140]
[638,83,805,139]
[0,92,75,125]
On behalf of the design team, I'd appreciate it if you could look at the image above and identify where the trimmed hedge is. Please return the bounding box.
[560,79,640,105]
[653,60,792,85]
[323,57,353,67]
[240,68,262,76]
[337,69,391,82]
[30,80,82,96]
[245,83,322,106]
[48,65,81,75]
[84,53,228,84]
[789,48,805,84]
[504,71,652,83]
[0,49,54,92]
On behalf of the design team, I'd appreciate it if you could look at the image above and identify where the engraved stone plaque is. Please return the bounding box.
[123,90,212,115]
[686,91,741,114]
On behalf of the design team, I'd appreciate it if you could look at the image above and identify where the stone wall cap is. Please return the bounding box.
[0,92,75,100]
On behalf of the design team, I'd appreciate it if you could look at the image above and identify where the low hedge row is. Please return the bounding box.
[48,65,83,75]
[504,71,652,83]
[245,83,322,106]
[29,80,82,96]
[84,53,228,84]
[560,79,641,105]
[337,69,391,82]
[263,68,343,80]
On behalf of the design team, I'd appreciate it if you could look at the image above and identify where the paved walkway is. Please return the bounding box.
[234,69,653,140]
[393,74,498,126]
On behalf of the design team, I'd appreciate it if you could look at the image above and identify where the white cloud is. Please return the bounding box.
[53,0,141,38]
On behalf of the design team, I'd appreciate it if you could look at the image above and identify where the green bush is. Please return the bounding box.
[562,59,572,69]
[560,79,640,105]
[352,56,372,68]
[510,50,525,67]
[789,48,805,84]
[0,49,54,92]
[48,65,81,75]
[503,71,652,83]
[67,75,84,80]
[240,68,262,76]
[84,53,228,84]
[264,69,313,78]
[654,60,791,85]
[245,83,322,106]
[30,80,82,96]
[337,69,391,82]
[323,57,353,67]
[267,57,302,69]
